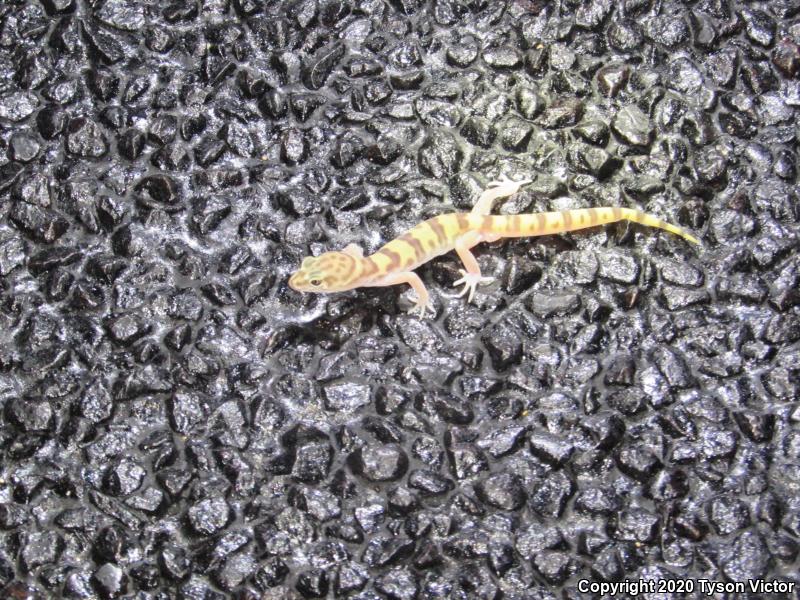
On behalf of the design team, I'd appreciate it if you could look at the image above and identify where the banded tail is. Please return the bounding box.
[485,207,700,245]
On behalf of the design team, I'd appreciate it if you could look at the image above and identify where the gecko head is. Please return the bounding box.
[289,251,363,293]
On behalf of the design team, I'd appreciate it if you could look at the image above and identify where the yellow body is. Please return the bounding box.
[289,178,700,316]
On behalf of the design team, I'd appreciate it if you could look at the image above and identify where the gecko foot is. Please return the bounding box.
[408,299,434,318]
[486,174,513,188]
[485,175,534,194]
[453,270,494,303]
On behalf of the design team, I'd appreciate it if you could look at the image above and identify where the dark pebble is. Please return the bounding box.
[476,473,526,510]
[348,444,408,482]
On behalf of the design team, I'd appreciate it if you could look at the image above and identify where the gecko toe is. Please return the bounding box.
[409,300,434,317]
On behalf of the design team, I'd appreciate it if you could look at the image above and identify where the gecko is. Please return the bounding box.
[288,176,700,316]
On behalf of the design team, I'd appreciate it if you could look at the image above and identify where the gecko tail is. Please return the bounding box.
[622,208,701,245]
[499,206,701,246]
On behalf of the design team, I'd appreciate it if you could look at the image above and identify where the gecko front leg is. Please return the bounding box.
[452,231,494,303]
[374,272,434,317]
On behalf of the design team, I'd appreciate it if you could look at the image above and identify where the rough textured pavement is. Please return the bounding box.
[0,0,799,598]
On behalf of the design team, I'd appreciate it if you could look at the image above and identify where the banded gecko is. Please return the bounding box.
[289,177,700,316]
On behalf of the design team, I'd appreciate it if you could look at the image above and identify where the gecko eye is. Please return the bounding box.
[309,279,322,287]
